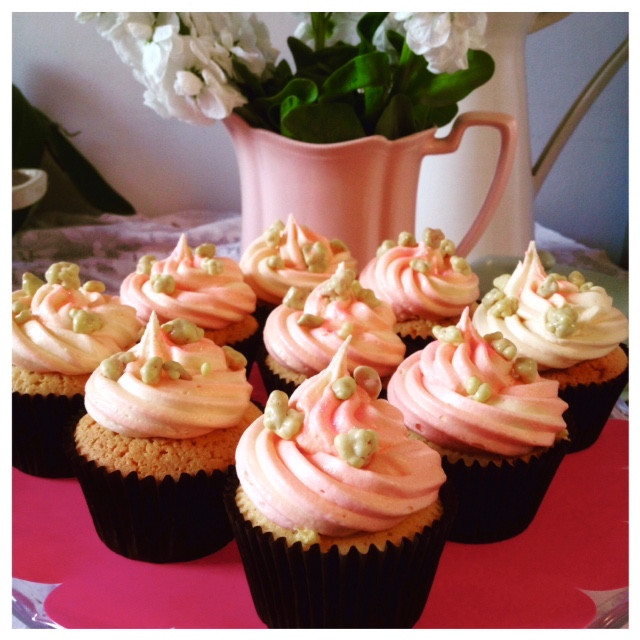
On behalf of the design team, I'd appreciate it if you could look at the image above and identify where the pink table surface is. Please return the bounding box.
[13,414,628,629]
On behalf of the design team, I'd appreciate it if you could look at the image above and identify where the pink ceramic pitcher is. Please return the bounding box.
[225,111,516,267]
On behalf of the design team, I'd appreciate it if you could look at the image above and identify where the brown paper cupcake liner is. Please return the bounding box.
[256,355,301,399]
[71,450,234,563]
[559,358,629,453]
[224,470,457,628]
[226,322,262,373]
[441,436,570,543]
[253,301,277,329]
[12,392,84,478]
[398,333,434,358]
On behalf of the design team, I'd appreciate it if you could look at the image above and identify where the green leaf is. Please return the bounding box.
[414,50,495,106]
[309,12,330,49]
[375,93,416,140]
[272,59,294,84]
[398,39,417,67]
[232,105,274,131]
[287,36,316,70]
[429,104,459,127]
[386,30,405,57]
[232,58,266,101]
[320,51,390,102]
[362,85,386,127]
[413,103,459,129]
[245,28,495,140]
[287,37,360,85]
[281,103,366,143]
[280,95,301,122]
[356,12,388,47]
[254,59,296,112]
[252,78,319,129]
[257,78,319,108]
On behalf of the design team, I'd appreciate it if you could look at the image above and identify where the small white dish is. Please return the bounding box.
[13,168,47,211]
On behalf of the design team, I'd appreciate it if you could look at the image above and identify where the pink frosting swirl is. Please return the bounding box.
[12,265,141,375]
[240,214,357,305]
[359,229,480,321]
[84,312,253,438]
[263,263,406,378]
[387,307,569,457]
[236,338,446,536]
[120,234,256,328]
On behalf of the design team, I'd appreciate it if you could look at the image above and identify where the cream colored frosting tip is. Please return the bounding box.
[249,214,354,273]
[481,240,620,335]
[135,234,226,279]
[97,312,244,386]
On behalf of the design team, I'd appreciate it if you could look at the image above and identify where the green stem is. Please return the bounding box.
[310,12,332,51]
[394,43,421,94]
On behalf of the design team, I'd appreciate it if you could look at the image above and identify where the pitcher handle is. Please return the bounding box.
[426,111,517,257]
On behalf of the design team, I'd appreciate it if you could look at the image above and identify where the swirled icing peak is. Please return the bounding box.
[12,263,141,375]
[263,262,405,378]
[358,227,480,322]
[239,214,357,304]
[84,312,253,438]
[471,241,628,369]
[119,234,256,329]
[387,307,569,457]
[235,338,446,537]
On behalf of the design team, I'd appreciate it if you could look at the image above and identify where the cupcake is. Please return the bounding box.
[239,214,357,325]
[359,227,480,355]
[225,337,455,628]
[259,262,406,397]
[12,262,141,477]
[119,233,259,369]
[387,307,570,543]
[71,311,261,563]
[471,241,629,452]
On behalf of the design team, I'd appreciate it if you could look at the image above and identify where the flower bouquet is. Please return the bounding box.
[77,12,494,142]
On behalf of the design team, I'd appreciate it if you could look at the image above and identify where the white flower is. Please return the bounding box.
[198,68,247,120]
[139,16,181,82]
[88,13,178,70]
[180,12,278,79]
[77,12,275,125]
[293,12,364,48]
[76,11,129,41]
[392,12,487,74]
[230,12,279,77]
[142,31,246,125]
[247,13,279,73]
[174,63,247,121]
[372,13,403,57]
[174,70,204,97]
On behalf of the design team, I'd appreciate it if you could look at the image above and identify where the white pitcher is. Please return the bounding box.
[416,12,628,261]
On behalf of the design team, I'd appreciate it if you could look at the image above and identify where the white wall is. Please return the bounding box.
[12,12,628,265]
[526,12,628,267]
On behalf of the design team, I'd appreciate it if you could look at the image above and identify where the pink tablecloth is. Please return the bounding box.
[12,412,628,629]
